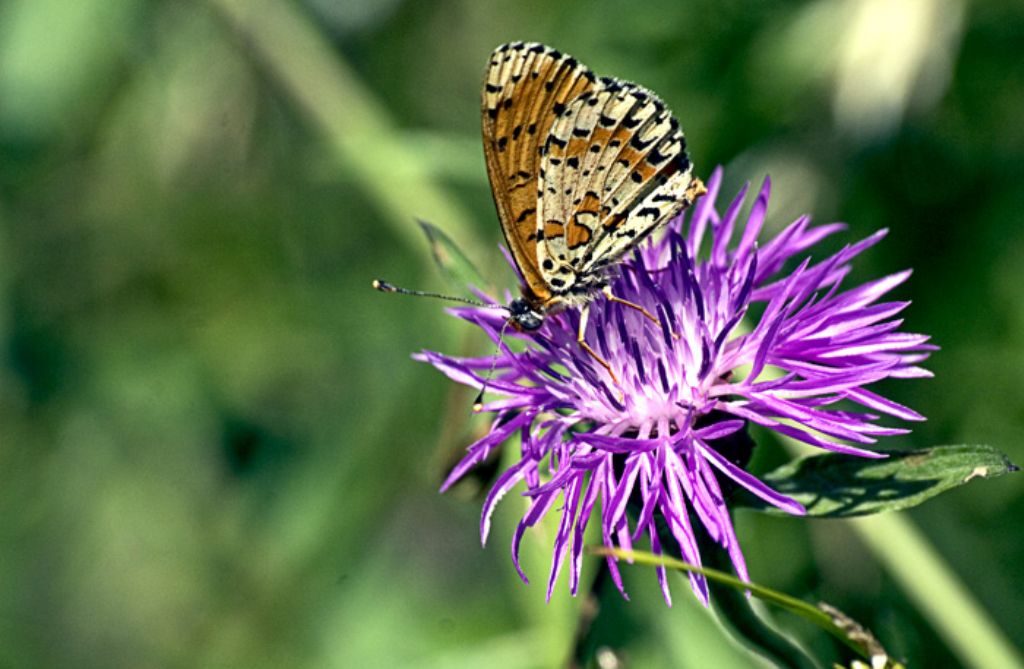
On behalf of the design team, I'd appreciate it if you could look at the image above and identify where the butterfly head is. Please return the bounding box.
[508,297,544,332]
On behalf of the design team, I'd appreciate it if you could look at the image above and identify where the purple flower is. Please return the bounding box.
[418,167,933,605]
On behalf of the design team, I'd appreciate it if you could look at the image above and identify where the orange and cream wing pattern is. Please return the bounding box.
[481,42,598,301]
[537,81,697,293]
[482,42,700,304]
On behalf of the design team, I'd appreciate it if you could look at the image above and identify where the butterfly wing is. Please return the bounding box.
[537,79,698,294]
[481,42,598,302]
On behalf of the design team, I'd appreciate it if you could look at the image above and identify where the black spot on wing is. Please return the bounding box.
[516,208,536,223]
[630,133,656,150]
[622,115,642,129]
[648,144,674,165]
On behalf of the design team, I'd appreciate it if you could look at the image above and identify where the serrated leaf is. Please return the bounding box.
[741,445,1018,517]
[417,220,489,293]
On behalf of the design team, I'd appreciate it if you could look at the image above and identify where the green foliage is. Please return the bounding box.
[739,445,1018,517]
[0,0,1022,667]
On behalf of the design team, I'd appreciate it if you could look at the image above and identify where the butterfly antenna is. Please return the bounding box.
[374,278,514,412]
[372,279,503,309]
[472,318,514,412]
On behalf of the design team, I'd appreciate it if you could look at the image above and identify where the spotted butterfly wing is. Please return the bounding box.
[482,42,703,330]
[539,81,701,288]
[481,42,598,306]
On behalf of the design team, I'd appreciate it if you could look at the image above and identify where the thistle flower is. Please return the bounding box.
[418,167,933,604]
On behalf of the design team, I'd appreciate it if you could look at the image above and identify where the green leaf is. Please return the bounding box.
[741,445,1018,517]
[417,220,489,293]
[588,547,905,668]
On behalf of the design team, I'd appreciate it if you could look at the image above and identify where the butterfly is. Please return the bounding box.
[375,42,703,382]
[480,42,704,376]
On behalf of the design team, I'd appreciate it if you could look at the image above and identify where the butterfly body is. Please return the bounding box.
[482,42,705,337]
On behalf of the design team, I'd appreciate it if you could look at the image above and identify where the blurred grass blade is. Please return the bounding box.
[418,220,489,294]
[589,546,902,667]
[208,0,484,266]
[848,512,1024,669]
[737,445,1018,517]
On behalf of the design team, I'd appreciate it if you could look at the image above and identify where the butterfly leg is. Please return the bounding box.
[576,303,620,386]
[601,286,660,327]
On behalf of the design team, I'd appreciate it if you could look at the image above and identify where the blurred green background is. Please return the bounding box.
[0,0,1021,667]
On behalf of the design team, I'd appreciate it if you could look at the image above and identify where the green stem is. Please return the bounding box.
[698,537,822,669]
[591,546,863,664]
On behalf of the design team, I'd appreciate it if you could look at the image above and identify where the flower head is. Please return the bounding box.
[419,167,933,604]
